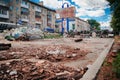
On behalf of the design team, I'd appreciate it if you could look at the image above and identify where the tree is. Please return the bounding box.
[107,0,120,34]
[87,19,100,30]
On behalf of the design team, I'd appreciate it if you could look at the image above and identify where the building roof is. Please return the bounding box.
[75,17,88,23]
[28,1,56,12]
[56,17,88,23]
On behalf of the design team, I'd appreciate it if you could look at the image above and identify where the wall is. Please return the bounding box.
[56,17,90,32]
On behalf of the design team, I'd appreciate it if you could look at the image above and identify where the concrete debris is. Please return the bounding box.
[5,27,44,41]
[0,43,11,51]
[9,70,17,76]
[0,60,87,80]
[74,38,83,42]
[0,45,88,62]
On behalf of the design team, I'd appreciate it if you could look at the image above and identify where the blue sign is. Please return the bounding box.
[18,20,22,25]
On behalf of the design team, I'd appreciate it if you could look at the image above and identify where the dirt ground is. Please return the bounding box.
[97,36,120,80]
[0,38,113,79]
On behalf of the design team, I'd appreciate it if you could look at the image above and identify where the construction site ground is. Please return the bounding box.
[0,38,113,80]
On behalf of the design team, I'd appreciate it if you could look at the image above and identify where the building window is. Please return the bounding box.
[35,11,41,17]
[0,9,7,15]
[72,24,75,30]
[21,7,29,14]
[16,7,19,11]
[16,0,19,4]
[22,0,28,5]
[32,6,34,9]
[0,10,1,14]
[10,6,14,11]
[36,24,41,28]
[37,6,40,9]
[10,14,13,17]
[10,0,13,2]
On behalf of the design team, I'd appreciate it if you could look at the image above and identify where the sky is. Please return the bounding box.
[32,0,112,30]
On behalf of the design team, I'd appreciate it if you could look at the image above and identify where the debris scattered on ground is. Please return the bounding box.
[0,43,11,51]
[0,44,89,62]
[74,38,83,42]
[0,60,87,80]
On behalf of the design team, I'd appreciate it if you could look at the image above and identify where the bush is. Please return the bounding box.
[5,35,14,41]
[44,33,62,39]
[113,51,120,78]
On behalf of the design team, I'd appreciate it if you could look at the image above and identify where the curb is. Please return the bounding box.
[80,39,114,80]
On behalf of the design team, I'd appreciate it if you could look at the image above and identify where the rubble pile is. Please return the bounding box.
[5,27,44,41]
[0,45,89,62]
[0,51,24,61]
[0,60,87,80]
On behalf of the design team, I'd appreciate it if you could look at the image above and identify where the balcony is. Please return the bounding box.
[35,21,42,24]
[35,18,42,24]
[21,11,29,15]
[21,1,29,9]
[0,11,9,19]
[47,14,52,20]
[35,12,41,18]
[21,16,29,22]
[0,1,8,7]
[21,18,29,22]
[35,7,41,12]
[47,20,51,23]
[21,8,29,15]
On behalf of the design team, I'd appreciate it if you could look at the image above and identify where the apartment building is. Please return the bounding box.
[56,17,90,32]
[0,0,9,22]
[0,0,56,30]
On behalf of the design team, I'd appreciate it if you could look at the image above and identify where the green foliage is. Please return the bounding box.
[87,19,100,30]
[107,0,120,34]
[112,51,120,78]
[103,60,111,66]
[44,33,62,39]
[107,0,115,5]
[5,35,14,41]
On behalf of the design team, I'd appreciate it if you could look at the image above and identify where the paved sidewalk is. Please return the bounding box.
[80,39,114,80]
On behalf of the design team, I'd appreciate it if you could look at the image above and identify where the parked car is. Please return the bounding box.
[108,32,114,38]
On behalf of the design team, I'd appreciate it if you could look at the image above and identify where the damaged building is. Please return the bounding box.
[0,0,56,31]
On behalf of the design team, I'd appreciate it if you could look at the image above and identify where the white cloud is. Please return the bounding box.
[73,0,109,10]
[100,21,110,27]
[40,0,111,28]
[76,8,105,17]
[74,0,109,17]
[100,15,111,27]
[41,0,72,9]
[100,20,112,30]
[41,0,62,9]
[41,0,109,17]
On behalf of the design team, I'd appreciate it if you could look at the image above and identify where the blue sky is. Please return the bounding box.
[31,0,112,30]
